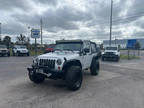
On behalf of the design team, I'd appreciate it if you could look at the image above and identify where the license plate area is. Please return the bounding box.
[36,69,52,77]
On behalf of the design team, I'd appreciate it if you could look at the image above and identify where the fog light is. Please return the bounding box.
[58,66,61,70]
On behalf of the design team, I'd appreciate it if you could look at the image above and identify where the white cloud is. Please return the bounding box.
[1,0,144,44]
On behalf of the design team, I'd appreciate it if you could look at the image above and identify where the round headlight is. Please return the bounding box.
[114,52,118,55]
[33,58,39,64]
[57,59,62,65]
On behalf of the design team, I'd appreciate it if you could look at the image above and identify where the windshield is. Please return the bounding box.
[105,47,117,50]
[15,45,26,49]
[0,45,7,48]
[54,43,82,51]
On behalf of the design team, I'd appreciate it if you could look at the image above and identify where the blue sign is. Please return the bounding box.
[127,39,137,49]
[31,29,40,38]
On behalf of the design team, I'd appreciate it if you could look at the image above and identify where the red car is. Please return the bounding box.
[44,44,55,53]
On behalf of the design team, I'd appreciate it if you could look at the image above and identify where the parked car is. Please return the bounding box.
[101,46,120,61]
[27,40,100,91]
[0,45,10,57]
[96,47,101,58]
[12,45,29,56]
[44,44,55,53]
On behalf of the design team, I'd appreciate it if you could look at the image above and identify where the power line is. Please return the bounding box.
[113,12,144,22]
[89,12,144,27]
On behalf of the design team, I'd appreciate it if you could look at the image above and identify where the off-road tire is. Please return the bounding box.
[7,53,10,57]
[65,66,82,91]
[28,70,45,84]
[102,57,105,61]
[16,52,19,56]
[12,51,15,56]
[115,57,120,62]
[27,53,30,56]
[90,59,100,76]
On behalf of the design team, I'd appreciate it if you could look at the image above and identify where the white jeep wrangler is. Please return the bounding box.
[102,46,120,61]
[27,40,100,91]
[12,45,29,56]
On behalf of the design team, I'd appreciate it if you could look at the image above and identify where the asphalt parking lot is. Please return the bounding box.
[0,56,144,108]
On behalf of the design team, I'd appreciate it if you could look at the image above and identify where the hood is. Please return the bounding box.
[38,51,79,60]
[0,48,8,51]
[104,50,118,53]
[17,48,27,51]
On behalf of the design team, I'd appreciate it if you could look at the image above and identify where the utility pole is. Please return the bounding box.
[109,0,113,46]
[0,23,1,41]
[40,18,43,46]
[115,36,116,45]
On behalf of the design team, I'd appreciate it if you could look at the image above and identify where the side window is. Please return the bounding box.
[84,42,90,49]
[83,41,90,52]
[91,43,97,53]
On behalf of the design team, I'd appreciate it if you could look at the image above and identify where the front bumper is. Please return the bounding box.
[27,65,64,79]
[18,51,29,55]
[0,51,9,55]
[102,54,119,58]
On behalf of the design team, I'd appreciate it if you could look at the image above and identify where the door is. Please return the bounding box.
[83,41,93,69]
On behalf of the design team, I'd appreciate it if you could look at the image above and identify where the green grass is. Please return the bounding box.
[30,50,44,56]
[120,54,140,59]
[9,48,13,56]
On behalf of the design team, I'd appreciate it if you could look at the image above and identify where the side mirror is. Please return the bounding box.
[84,48,90,53]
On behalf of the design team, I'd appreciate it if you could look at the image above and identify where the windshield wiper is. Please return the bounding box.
[64,49,74,52]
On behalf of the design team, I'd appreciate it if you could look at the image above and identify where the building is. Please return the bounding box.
[103,38,144,49]
[137,39,144,49]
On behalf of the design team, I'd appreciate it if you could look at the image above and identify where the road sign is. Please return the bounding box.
[127,39,137,49]
[31,29,40,56]
[31,29,40,38]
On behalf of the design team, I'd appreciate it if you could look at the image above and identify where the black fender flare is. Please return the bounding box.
[93,55,99,60]
[62,59,82,72]
[90,55,99,67]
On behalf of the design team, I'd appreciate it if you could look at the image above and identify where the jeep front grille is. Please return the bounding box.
[39,59,55,69]
[1,50,7,53]
[106,52,114,55]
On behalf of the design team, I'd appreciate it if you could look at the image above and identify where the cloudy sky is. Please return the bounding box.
[0,0,144,44]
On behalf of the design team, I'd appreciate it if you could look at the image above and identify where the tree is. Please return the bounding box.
[134,41,141,56]
[135,41,141,50]
[16,34,26,44]
[3,36,11,48]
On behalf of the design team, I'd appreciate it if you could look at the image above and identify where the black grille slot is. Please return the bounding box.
[39,59,55,69]
[106,52,114,55]
[2,50,7,53]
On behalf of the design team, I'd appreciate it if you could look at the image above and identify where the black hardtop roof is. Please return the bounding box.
[56,40,83,44]
[56,40,92,44]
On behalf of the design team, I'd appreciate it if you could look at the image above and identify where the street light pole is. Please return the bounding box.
[40,18,43,46]
[0,23,1,41]
[109,0,113,46]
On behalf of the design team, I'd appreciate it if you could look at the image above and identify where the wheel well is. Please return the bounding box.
[94,55,99,60]
[62,60,82,73]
